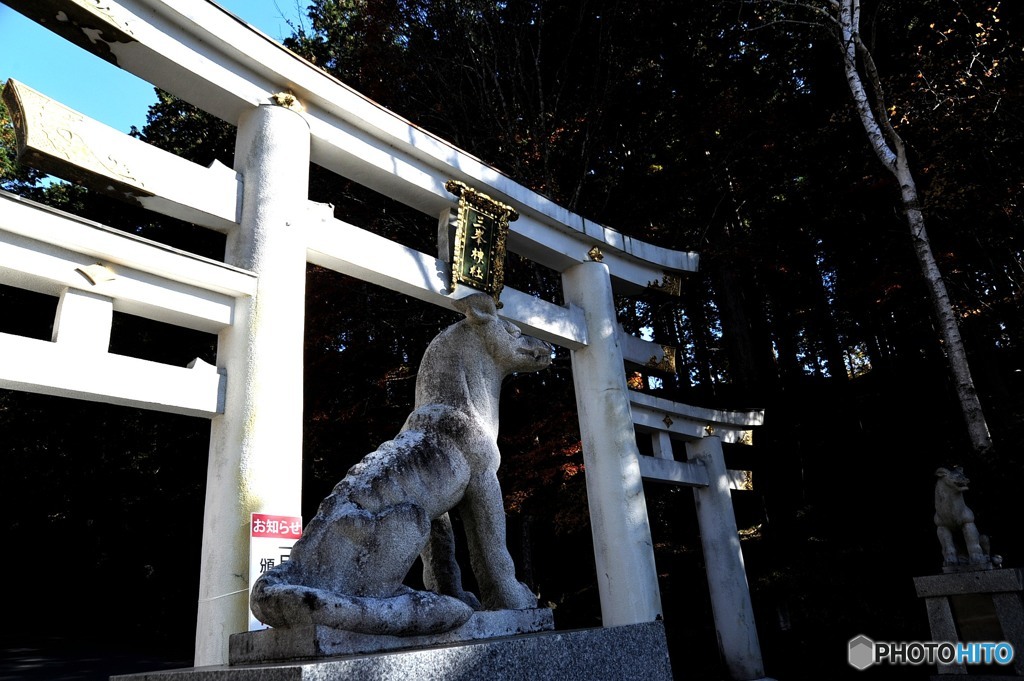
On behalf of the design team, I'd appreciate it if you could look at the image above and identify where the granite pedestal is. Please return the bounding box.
[914,568,1024,679]
[111,620,674,681]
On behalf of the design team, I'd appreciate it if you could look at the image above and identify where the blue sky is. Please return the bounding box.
[0,1,307,134]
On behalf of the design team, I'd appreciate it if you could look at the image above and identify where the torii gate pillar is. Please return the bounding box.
[686,435,766,680]
[195,103,310,666]
[562,260,663,626]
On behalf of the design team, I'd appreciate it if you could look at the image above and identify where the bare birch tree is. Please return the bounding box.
[761,0,994,454]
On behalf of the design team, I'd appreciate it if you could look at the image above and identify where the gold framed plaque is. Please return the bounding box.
[445,180,518,304]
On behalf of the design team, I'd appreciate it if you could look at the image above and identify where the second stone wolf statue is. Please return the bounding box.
[250,293,552,636]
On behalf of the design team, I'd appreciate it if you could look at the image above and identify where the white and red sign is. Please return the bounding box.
[248,512,302,631]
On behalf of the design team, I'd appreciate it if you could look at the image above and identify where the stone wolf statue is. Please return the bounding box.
[251,293,551,635]
[934,466,996,568]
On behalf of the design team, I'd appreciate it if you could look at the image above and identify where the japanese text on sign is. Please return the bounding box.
[251,513,303,539]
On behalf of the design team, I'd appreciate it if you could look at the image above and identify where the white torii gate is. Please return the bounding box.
[0,2,769,679]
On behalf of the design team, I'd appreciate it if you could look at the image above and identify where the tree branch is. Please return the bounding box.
[853,32,905,160]
[837,0,898,171]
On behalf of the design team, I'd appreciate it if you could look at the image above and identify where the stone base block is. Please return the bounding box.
[230,608,555,663]
[915,569,1024,677]
[112,621,673,681]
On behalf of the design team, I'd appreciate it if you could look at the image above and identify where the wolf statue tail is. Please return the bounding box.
[250,563,475,636]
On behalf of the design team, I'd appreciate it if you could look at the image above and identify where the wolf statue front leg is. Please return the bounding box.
[421,512,482,610]
[459,461,538,611]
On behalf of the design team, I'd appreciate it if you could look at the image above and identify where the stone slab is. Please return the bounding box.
[915,569,1024,598]
[230,608,554,663]
[112,620,673,681]
[943,562,994,574]
[932,676,1021,681]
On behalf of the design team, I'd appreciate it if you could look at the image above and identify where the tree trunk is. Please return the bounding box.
[835,0,993,454]
[712,257,779,401]
[896,158,993,453]
[712,261,760,393]
[684,277,717,398]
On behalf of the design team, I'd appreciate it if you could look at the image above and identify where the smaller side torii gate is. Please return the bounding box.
[0,2,771,679]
